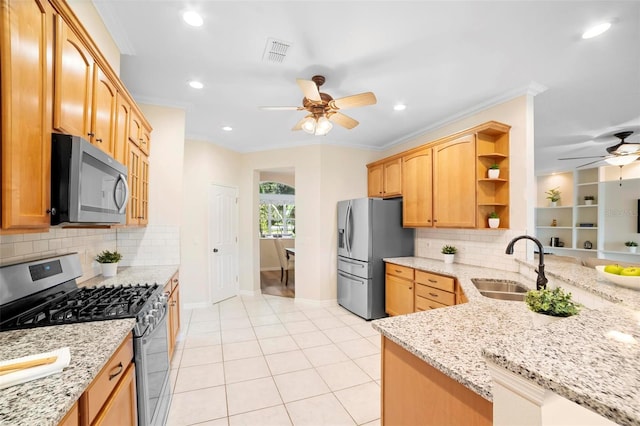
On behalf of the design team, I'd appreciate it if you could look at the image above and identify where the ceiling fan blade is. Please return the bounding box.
[331,92,377,110]
[558,155,606,160]
[296,79,321,101]
[576,158,606,168]
[328,112,359,129]
[260,106,303,111]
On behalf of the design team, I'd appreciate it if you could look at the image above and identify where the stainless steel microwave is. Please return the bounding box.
[51,133,129,225]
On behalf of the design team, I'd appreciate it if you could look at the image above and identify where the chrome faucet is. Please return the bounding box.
[505,235,548,290]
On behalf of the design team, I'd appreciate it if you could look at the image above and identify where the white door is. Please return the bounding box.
[209,185,239,304]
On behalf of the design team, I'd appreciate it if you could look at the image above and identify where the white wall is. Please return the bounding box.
[180,140,242,305]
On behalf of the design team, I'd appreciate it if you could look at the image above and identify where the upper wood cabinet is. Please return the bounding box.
[1,0,152,231]
[432,135,477,228]
[369,121,511,229]
[53,16,117,158]
[127,143,149,226]
[367,158,402,198]
[0,0,55,230]
[402,148,433,227]
[53,15,92,138]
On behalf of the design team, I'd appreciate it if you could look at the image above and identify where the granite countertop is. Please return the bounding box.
[0,320,135,426]
[0,265,179,426]
[79,265,179,289]
[372,257,640,426]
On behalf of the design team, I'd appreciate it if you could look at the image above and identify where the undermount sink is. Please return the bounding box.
[471,278,529,301]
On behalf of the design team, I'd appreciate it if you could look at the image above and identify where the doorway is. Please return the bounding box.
[257,169,295,298]
[208,184,239,304]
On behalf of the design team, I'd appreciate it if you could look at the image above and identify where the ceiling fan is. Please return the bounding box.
[260,75,377,136]
[558,131,640,168]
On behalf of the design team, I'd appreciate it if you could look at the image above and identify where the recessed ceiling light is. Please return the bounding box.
[183,11,203,27]
[222,126,233,132]
[189,81,204,89]
[582,22,611,39]
[394,104,407,111]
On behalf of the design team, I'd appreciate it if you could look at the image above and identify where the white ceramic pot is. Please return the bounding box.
[550,201,557,207]
[488,169,500,179]
[529,311,564,326]
[100,262,118,277]
[488,218,500,229]
[585,200,593,205]
[628,246,637,254]
[443,254,454,264]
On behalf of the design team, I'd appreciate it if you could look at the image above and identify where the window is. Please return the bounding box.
[259,182,295,237]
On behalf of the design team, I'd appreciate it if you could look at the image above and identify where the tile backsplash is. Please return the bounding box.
[414,228,527,272]
[0,225,180,283]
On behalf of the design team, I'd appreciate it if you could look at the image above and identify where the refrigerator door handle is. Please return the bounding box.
[345,202,352,255]
[338,271,365,284]
[339,258,365,268]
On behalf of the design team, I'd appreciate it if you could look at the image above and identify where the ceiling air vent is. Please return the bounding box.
[262,38,292,63]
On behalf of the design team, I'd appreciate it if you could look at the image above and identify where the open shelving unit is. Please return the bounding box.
[535,164,640,263]
[476,125,510,229]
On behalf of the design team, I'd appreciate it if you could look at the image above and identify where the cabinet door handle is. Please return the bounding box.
[428,279,437,283]
[87,132,95,137]
[429,292,439,298]
[108,362,123,380]
[95,138,102,142]
[46,208,57,215]
[394,269,402,273]
[408,287,412,290]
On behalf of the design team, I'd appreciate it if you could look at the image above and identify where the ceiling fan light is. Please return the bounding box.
[615,143,640,154]
[582,22,611,39]
[315,116,333,136]
[301,116,316,134]
[604,155,639,166]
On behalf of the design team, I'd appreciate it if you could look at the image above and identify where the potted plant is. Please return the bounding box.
[625,241,638,253]
[545,187,561,207]
[584,195,595,205]
[488,163,500,179]
[441,245,457,264]
[95,250,122,277]
[488,211,500,228]
[525,287,581,326]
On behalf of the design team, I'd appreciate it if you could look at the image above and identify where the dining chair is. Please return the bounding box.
[273,238,294,286]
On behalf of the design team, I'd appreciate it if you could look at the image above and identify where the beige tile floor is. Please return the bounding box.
[167,294,382,426]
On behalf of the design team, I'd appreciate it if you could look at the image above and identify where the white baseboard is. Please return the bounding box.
[260,267,281,272]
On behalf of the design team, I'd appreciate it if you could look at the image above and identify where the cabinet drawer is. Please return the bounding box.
[415,295,448,311]
[415,283,455,306]
[415,270,455,293]
[385,263,414,280]
[83,334,134,424]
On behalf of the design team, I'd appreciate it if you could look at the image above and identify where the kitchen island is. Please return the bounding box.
[373,257,639,426]
[0,264,179,426]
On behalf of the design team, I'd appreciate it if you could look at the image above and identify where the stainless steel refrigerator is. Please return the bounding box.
[337,198,414,320]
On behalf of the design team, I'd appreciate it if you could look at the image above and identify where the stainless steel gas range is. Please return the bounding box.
[0,253,171,426]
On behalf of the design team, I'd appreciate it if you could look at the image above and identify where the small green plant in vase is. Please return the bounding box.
[625,241,638,253]
[95,250,122,277]
[584,195,595,205]
[525,287,581,325]
[488,211,500,228]
[488,163,500,179]
[441,245,457,264]
[545,187,561,206]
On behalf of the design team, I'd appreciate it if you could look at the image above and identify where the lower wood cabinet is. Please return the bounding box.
[58,401,79,426]
[79,333,135,426]
[385,264,414,316]
[382,337,492,425]
[385,262,466,316]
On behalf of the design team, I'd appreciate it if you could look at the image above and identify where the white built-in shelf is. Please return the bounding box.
[576,227,598,230]
[576,182,598,187]
[576,204,598,208]
[536,226,572,229]
[537,206,573,209]
[601,250,640,256]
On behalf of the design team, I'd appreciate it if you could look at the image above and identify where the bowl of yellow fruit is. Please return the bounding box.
[595,265,640,290]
